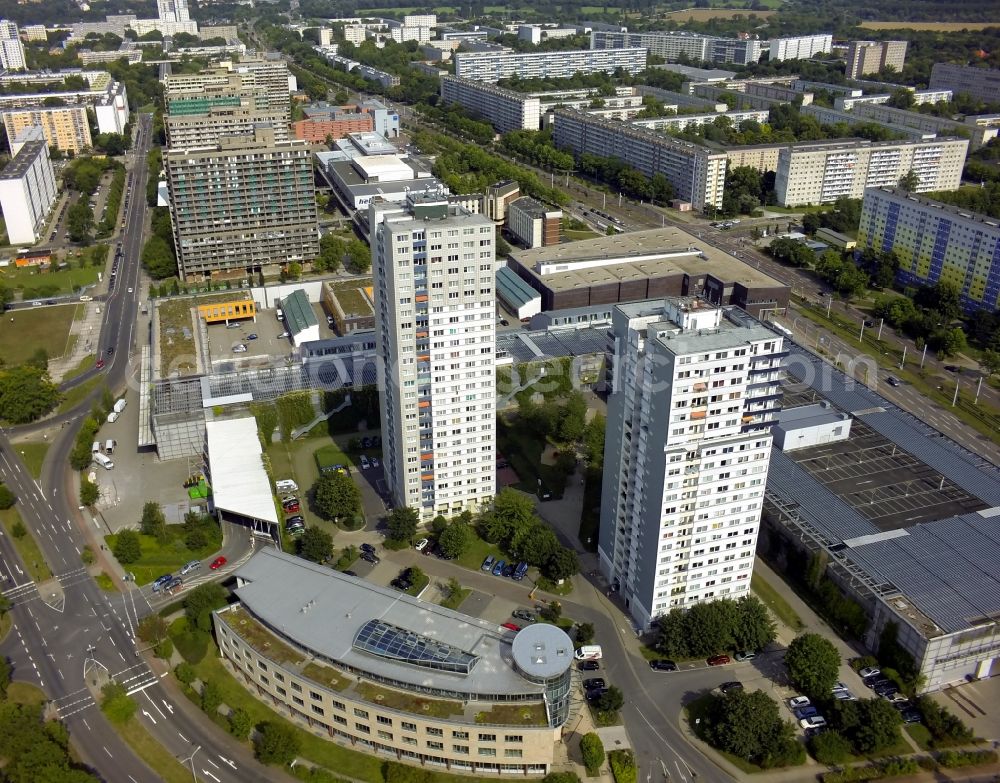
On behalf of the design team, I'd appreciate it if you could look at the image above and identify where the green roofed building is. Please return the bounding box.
[281,288,319,347]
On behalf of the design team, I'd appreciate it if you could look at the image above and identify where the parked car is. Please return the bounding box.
[875,683,900,699]
[247,333,258,340]
[286,515,305,526]
[481,555,495,572]
[360,455,371,470]
[361,551,380,565]
[788,696,812,709]
[707,655,731,666]
[794,706,819,720]
[799,716,828,730]
[283,502,300,514]
[371,456,380,468]
[501,622,521,632]
[577,660,600,671]
[361,437,372,449]
[901,709,922,724]
[232,344,247,353]
[512,561,528,581]
[210,556,227,570]
[582,678,606,691]
[96,359,105,369]
[492,559,506,576]
[734,651,756,662]
[720,682,743,695]
[360,543,376,555]
[512,609,535,622]
[151,574,173,592]
[649,659,677,672]
[502,563,516,578]
[886,376,901,387]
[392,576,412,591]
[585,687,608,702]
[832,682,849,692]
[859,667,881,679]
[414,538,429,553]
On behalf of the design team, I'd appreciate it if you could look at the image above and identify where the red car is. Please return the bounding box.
[707,655,732,666]
[210,556,227,570]
[96,358,105,369]
[501,622,521,632]
[283,503,300,514]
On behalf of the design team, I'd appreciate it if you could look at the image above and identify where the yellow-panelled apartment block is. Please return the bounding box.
[198,299,256,323]
[1,106,92,154]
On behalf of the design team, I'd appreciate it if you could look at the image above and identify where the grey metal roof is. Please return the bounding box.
[511,623,573,680]
[0,140,46,179]
[496,266,540,310]
[495,326,610,363]
[784,345,1000,506]
[845,512,1000,633]
[232,548,546,698]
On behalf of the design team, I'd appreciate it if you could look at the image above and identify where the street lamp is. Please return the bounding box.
[180,745,201,782]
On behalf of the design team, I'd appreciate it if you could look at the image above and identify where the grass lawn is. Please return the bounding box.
[57,376,104,414]
[95,571,118,592]
[14,441,50,480]
[104,526,222,585]
[356,681,463,719]
[751,572,804,631]
[455,532,506,572]
[0,508,52,583]
[497,414,573,496]
[313,442,352,472]
[63,354,96,381]
[904,724,933,750]
[0,264,100,297]
[5,681,47,706]
[328,279,373,317]
[475,702,548,726]
[0,303,79,365]
[404,571,430,597]
[588,704,623,728]
[439,585,471,610]
[117,717,193,783]
[158,293,243,376]
[0,612,10,643]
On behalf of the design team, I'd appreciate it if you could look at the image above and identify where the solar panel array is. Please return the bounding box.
[496,326,611,364]
[784,346,1000,506]
[845,513,1000,634]
[353,619,480,674]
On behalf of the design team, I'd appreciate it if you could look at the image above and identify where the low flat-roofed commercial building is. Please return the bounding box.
[322,152,444,211]
[440,76,541,132]
[553,108,727,211]
[205,417,279,538]
[0,137,57,244]
[772,401,851,451]
[506,196,561,249]
[929,63,1000,104]
[215,548,573,773]
[775,137,969,206]
[857,187,1000,314]
[292,108,373,142]
[507,225,789,315]
[814,227,857,250]
[453,47,646,83]
[766,344,1000,690]
[1,105,92,154]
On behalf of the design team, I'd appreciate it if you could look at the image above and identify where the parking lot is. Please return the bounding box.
[204,303,339,365]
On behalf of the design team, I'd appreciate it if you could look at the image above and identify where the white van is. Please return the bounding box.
[92,441,101,454]
[275,479,298,493]
[113,398,127,414]
[93,452,114,470]
[107,411,119,423]
[574,645,603,661]
[105,439,115,454]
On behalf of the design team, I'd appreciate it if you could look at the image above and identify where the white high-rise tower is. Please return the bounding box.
[0,21,27,71]
[599,298,785,629]
[157,0,190,23]
[371,195,497,522]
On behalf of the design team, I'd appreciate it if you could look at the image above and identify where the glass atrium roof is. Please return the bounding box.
[353,619,480,674]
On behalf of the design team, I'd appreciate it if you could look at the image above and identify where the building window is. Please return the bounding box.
[505,735,523,743]
[427,727,443,737]
[504,749,523,758]
[378,731,393,741]
[453,731,469,739]
[354,708,369,719]
[377,715,392,726]
[478,748,497,757]
[428,741,444,750]
[311,705,325,716]
[453,745,470,755]
[356,723,371,734]
[402,722,417,732]
[310,691,322,701]
[402,736,418,746]
[293,696,304,706]
[478,734,496,742]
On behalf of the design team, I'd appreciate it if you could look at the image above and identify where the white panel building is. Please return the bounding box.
[371,195,496,521]
[0,137,57,244]
[0,20,26,71]
[599,299,784,629]
[454,47,646,83]
[440,76,541,132]
[769,34,832,62]
[94,81,130,135]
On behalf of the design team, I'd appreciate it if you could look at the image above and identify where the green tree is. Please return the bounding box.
[100,682,136,724]
[809,730,853,764]
[345,239,371,273]
[297,525,333,563]
[981,349,1000,376]
[201,679,222,715]
[785,633,841,699]
[582,414,605,467]
[67,200,94,243]
[79,478,99,506]
[228,707,254,739]
[557,392,588,442]
[437,520,472,558]
[184,582,228,632]
[596,686,624,713]
[897,169,921,192]
[253,720,301,765]
[0,656,10,697]
[140,235,177,279]
[733,595,777,652]
[580,732,605,775]
[684,598,738,657]
[0,484,15,510]
[513,523,559,567]
[0,365,60,424]
[544,547,579,581]
[136,615,167,643]
[139,501,168,543]
[112,529,141,564]
[386,506,419,542]
[575,622,595,645]
[852,698,902,754]
[704,690,801,768]
[312,472,361,522]
[175,662,196,685]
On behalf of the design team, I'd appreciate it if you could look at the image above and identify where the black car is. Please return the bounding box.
[502,564,516,578]
[578,660,600,671]
[343,570,358,577]
[360,551,380,565]
[649,659,677,672]
[582,678,606,691]
[865,676,890,689]
[720,681,743,695]
[361,437,372,448]
[901,710,922,724]
[944,365,962,373]
[874,684,899,699]
[391,577,412,591]
[585,687,608,702]
[360,543,376,555]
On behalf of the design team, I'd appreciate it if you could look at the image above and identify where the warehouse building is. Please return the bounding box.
[507,226,789,315]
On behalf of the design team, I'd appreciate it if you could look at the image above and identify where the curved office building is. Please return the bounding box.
[213,549,575,774]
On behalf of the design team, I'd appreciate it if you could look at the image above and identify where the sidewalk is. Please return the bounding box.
[49,298,106,381]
